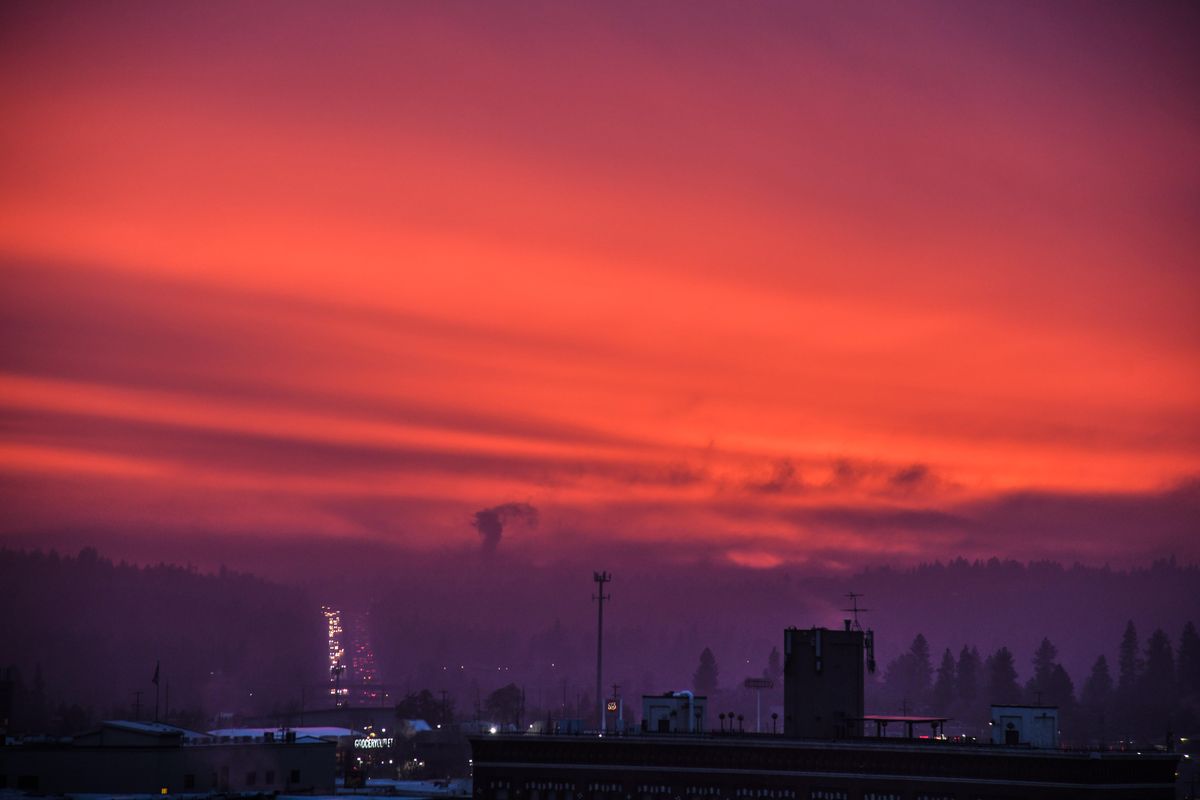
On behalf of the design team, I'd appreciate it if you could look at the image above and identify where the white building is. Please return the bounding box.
[641,692,707,733]
[990,704,1059,748]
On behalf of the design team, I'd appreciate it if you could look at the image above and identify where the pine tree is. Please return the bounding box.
[1178,621,1200,698]
[1048,664,1075,717]
[764,646,782,684]
[1026,638,1058,705]
[1117,620,1142,694]
[932,648,956,714]
[955,645,981,721]
[1080,655,1113,744]
[985,647,1021,705]
[693,647,719,696]
[910,634,934,701]
[1144,629,1176,690]
[1142,628,1176,730]
[882,634,935,711]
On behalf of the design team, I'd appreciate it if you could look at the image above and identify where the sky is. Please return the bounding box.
[1,1,1198,575]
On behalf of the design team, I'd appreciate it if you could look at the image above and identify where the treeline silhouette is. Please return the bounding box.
[873,620,1200,744]
[3,545,1196,743]
[0,547,322,735]
[368,555,1197,732]
[840,557,1198,677]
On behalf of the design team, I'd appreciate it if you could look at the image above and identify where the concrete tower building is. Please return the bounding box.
[783,625,864,739]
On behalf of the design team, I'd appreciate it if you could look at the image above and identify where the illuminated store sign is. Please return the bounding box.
[355,737,394,749]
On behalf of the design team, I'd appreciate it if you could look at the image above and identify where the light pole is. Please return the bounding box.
[592,572,611,732]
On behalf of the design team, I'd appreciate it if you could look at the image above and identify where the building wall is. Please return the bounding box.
[783,628,864,739]
[989,706,1059,749]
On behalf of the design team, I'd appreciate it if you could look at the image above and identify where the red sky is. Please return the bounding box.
[2,1,1198,572]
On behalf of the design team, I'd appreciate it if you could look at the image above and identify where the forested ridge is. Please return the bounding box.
[0,547,321,734]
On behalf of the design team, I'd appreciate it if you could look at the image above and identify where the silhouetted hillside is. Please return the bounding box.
[0,547,322,733]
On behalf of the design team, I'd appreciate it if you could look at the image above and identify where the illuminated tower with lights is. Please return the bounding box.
[350,610,380,704]
[322,605,349,705]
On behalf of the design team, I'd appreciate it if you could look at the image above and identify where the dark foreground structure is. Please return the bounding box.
[471,624,1179,800]
[470,733,1179,800]
[0,720,336,793]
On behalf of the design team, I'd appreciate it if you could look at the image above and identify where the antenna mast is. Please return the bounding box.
[843,592,877,674]
[843,592,869,631]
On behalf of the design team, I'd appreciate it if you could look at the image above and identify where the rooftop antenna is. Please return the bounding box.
[843,592,877,674]
[843,592,869,631]
[593,571,612,732]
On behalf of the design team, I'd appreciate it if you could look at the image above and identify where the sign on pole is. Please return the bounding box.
[743,678,774,733]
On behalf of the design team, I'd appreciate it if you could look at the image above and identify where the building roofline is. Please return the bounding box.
[468,733,1178,761]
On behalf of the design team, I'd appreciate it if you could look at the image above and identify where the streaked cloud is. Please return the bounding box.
[0,2,1197,571]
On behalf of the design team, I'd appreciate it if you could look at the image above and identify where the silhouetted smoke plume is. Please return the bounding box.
[472,502,538,555]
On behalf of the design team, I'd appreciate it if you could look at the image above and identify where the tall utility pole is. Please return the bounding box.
[592,571,612,732]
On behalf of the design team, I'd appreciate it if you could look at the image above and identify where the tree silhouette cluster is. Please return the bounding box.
[395,689,455,727]
[876,620,1200,743]
[485,683,524,728]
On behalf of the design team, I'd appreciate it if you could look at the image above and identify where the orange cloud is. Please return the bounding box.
[1,2,1197,567]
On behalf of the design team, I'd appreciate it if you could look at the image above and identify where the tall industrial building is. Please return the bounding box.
[783,625,864,739]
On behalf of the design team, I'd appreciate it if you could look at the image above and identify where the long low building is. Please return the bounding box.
[469,733,1180,800]
[0,720,336,793]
